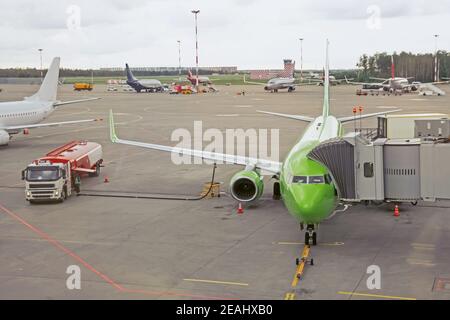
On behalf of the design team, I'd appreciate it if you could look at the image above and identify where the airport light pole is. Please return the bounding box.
[177,40,182,80]
[299,38,304,81]
[191,10,200,90]
[434,34,439,82]
[38,48,43,80]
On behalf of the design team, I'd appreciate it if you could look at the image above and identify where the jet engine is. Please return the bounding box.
[0,130,10,146]
[229,170,264,202]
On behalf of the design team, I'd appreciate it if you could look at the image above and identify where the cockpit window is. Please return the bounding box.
[292,176,307,184]
[309,176,325,184]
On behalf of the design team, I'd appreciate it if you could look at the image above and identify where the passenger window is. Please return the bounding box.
[309,176,325,184]
[324,174,332,184]
[292,176,307,184]
[364,162,374,178]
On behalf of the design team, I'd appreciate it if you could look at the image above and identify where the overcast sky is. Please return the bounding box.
[0,0,449,70]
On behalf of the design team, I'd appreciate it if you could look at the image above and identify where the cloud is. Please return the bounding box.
[0,0,448,69]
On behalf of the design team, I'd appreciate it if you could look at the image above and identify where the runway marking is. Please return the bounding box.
[406,258,436,267]
[337,291,416,300]
[216,114,239,117]
[284,292,295,300]
[183,278,249,287]
[0,202,234,300]
[277,241,344,246]
[412,243,435,249]
[0,236,120,246]
[234,105,253,108]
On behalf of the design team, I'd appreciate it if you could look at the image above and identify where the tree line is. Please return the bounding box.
[0,68,220,78]
[357,51,450,82]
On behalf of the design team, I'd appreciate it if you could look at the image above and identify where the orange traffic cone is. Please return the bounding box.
[104,176,109,183]
[237,203,244,214]
[393,205,400,217]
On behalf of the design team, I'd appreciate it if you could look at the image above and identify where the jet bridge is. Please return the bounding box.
[308,119,450,203]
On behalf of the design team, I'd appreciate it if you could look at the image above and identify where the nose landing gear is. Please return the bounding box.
[304,224,317,246]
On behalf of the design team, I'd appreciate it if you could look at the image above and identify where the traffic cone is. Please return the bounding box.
[237,203,244,214]
[104,176,109,183]
[393,205,400,217]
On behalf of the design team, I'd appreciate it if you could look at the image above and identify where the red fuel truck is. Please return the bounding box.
[22,141,103,203]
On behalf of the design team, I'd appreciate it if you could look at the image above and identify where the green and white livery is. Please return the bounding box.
[109,41,400,245]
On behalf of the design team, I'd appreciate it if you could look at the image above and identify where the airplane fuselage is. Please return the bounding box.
[280,115,342,224]
[188,76,211,86]
[0,100,53,130]
[264,78,296,92]
[126,79,163,93]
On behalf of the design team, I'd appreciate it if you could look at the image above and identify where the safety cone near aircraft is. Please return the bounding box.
[394,205,400,217]
[237,203,244,214]
[109,40,401,245]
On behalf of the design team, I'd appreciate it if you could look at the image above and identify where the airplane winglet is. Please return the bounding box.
[109,109,118,143]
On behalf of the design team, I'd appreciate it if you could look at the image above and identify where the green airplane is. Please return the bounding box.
[109,42,400,245]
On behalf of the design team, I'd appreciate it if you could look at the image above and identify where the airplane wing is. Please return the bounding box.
[257,110,314,123]
[337,109,401,123]
[344,76,373,86]
[2,118,103,131]
[369,77,388,82]
[53,97,101,107]
[243,75,266,86]
[425,80,450,85]
[109,110,282,174]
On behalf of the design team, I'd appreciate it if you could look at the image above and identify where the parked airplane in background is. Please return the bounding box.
[125,64,163,93]
[244,75,297,92]
[187,70,212,86]
[109,42,401,245]
[311,75,349,86]
[303,71,349,86]
[0,57,101,146]
[346,56,449,94]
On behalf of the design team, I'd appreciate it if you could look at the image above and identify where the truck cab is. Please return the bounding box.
[22,160,72,203]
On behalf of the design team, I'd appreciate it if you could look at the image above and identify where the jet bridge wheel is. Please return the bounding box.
[273,182,281,200]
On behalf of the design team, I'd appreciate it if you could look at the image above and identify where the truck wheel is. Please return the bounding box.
[89,164,100,177]
[60,189,66,203]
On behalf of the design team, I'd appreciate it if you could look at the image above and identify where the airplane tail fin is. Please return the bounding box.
[322,40,330,119]
[29,57,60,102]
[125,63,137,81]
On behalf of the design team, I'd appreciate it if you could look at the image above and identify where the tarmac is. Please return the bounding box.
[0,83,449,300]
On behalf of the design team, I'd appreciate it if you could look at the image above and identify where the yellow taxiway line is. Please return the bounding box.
[338,291,416,300]
[284,292,295,300]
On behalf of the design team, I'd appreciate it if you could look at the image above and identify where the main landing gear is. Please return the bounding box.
[302,224,317,246]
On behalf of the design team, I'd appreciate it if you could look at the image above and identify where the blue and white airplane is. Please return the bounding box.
[125,63,163,93]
